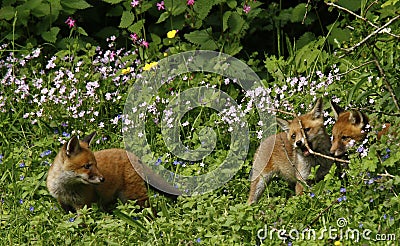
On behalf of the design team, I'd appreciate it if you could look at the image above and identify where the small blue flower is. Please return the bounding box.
[29,206,34,212]
[62,132,70,137]
[359,223,363,228]
[369,198,374,203]
[382,154,390,161]
[0,154,3,163]
[19,199,24,204]
[368,179,374,185]
[40,150,52,158]
[61,122,68,127]
[357,146,364,153]
[54,129,59,134]
[386,148,391,153]
[155,158,162,166]
[383,214,387,220]
[69,217,75,222]
[20,175,25,181]
[196,238,201,243]
[310,193,315,198]
[19,162,25,168]
[340,187,346,193]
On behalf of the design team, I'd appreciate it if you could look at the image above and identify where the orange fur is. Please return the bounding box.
[248,98,332,204]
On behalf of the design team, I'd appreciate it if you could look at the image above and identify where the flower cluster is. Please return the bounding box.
[0,38,141,143]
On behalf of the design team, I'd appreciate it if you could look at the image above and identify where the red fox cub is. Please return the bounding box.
[248,98,332,205]
[47,132,180,213]
[330,101,391,157]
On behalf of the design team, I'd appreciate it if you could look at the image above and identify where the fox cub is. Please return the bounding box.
[248,98,333,205]
[330,101,391,157]
[47,132,180,213]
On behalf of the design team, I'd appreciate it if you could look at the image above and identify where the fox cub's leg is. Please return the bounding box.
[248,172,274,205]
[294,161,311,195]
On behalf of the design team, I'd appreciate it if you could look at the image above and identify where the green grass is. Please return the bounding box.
[0,37,399,245]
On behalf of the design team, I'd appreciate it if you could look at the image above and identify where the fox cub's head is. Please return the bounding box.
[330,101,369,157]
[277,98,326,157]
[63,132,105,184]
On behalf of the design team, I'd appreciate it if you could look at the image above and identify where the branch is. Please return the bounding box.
[336,60,375,77]
[355,106,400,117]
[326,2,400,39]
[371,50,400,112]
[267,107,350,164]
[302,0,312,25]
[296,118,350,164]
[342,15,400,53]
[307,198,339,227]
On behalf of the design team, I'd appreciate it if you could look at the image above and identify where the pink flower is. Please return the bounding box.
[187,0,195,6]
[65,17,76,28]
[141,40,149,48]
[157,1,165,10]
[131,0,140,7]
[130,33,139,42]
[243,4,251,14]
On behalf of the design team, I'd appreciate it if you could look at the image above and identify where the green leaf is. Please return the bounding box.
[102,0,124,4]
[194,0,222,20]
[184,28,218,50]
[128,20,145,34]
[41,27,60,43]
[0,6,15,20]
[228,12,245,34]
[76,26,88,36]
[338,0,361,11]
[61,0,92,10]
[156,12,170,24]
[119,11,134,28]
[31,3,50,17]
[223,11,232,32]
[291,3,307,23]
[226,0,237,9]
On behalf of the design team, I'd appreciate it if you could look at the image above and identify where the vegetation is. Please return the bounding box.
[0,0,399,244]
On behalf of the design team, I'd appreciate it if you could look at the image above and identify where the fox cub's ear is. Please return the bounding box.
[66,136,81,157]
[311,97,324,119]
[330,100,344,120]
[276,118,290,132]
[82,132,96,147]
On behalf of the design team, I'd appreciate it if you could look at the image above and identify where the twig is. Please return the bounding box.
[326,2,399,38]
[371,49,400,112]
[377,170,395,179]
[266,107,350,163]
[354,106,400,117]
[336,60,375,77]
[296,118,350,164]
[302,0,312,25]
[342,15,400,53]
[307,199,339,227]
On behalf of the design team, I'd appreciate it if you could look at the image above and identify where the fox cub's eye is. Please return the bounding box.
[304,128,311,132]
[291,134,296,139]
[83,163,91,169]
[341,136,351,141]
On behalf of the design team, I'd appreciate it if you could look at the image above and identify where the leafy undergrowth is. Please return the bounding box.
[1,36,399,245]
